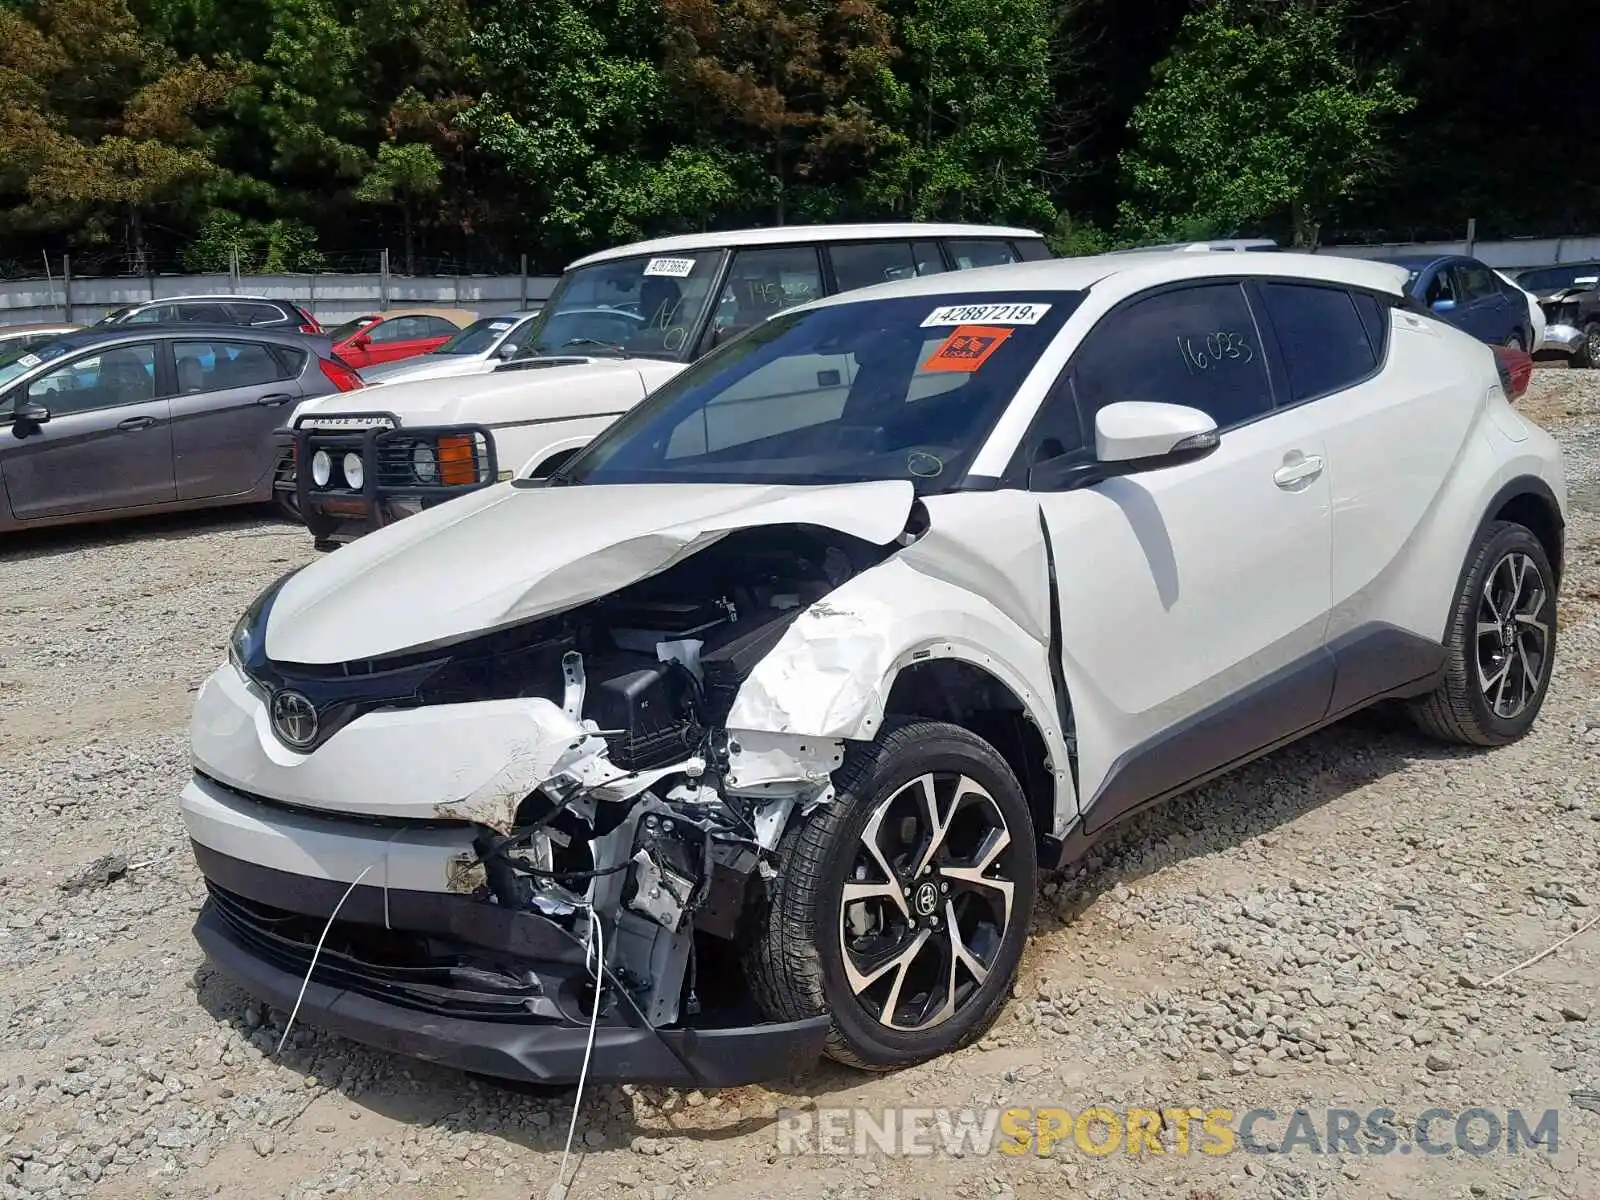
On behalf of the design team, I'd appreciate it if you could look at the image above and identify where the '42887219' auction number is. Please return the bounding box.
[1178,331,1255,373]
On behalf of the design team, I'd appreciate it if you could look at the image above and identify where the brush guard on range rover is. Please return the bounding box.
[275,412,499,544]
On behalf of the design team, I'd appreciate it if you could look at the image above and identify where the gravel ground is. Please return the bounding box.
[2,370,1598,1200]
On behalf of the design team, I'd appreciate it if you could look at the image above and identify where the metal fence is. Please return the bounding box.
[6,228,1600,327]
[2,251,561,326]
[1315,233,1600,272]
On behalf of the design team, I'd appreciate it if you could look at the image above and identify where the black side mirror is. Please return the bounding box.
[12,401,50,436]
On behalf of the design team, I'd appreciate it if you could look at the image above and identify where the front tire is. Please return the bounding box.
[741,720,1037,1070]
[1408,520,1556,746]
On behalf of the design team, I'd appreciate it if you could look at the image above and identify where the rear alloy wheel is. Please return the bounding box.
[1409,520,1556,745]
[741,720,1036,1070]
[1578,322,1600,370]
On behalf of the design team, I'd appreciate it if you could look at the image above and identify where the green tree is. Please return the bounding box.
[461,0,669,261]
[876,0,1054,227]
[179,207,323,270]
[354,141,442,273]
[0,0,246,260]
[660,0,904,224]
[1117,0,1412,246]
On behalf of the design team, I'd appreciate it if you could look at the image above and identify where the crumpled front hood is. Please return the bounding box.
[264,479,917,664]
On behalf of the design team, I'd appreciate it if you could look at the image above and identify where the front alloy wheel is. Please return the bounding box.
[741,720,1037,1070]
[840,771,1019,1032]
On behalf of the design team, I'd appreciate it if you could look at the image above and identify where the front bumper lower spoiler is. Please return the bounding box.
[191,848,830,1088]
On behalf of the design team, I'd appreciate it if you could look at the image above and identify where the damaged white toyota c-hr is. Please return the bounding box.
[181,250,1566,1087]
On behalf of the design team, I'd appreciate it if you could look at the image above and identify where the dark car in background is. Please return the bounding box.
[97,295,322,334]
[0,326,362,532]
[1379,254,1535,350]
[0,322,83,353]
[1514,261,1600,368]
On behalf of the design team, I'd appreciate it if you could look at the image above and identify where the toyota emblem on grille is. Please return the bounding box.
[270,689,318,749]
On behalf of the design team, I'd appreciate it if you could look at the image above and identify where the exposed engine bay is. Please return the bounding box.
[436,524,899,1028]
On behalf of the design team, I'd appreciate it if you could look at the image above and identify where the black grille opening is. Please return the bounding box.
[206,883,560,1022]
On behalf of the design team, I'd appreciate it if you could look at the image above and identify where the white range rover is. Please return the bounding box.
[280,223,1051,546]
[184,250,1565,1087]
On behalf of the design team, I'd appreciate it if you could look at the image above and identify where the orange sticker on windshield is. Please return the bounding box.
[922,325,1012,373]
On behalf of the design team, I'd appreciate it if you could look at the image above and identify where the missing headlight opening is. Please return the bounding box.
[350,524,889,1032]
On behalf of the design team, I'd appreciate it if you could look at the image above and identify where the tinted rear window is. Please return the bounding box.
[1260,282,1377,402]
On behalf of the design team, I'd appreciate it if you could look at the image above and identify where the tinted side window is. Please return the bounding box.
[829,242,921,293]
[226,301,287,326]
[26,344,158,414]
[173,340,294,392]
[1259,283,1377,402]
[1423,269,1457,306]
[911,241,947,276]
[1074,283,1272,431]
[946,239,1019,270]
[416,316,457,336]
[1014,238,1052,262]
[178,303,233,323]
[268,344,309,378]
[123,305,171,325]
[1458,263,1498,301]
[708,246,824,343]
[369,316,425,342]
[1351,293,1390,359]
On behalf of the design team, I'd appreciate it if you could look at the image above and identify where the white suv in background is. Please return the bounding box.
[278,223,1051,546]
[182,250,1564,1089]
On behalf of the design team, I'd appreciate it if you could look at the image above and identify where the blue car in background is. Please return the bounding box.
[1378,254,1536,350]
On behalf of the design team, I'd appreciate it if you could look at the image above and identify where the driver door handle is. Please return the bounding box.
[117,415,157,431]
[1274,454,1324,489]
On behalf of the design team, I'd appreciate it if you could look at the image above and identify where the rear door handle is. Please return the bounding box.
[255,393,294,407]
[117,415,157,431]
[1274,453,1324,489]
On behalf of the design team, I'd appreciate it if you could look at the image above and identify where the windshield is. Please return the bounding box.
[555,292,1083,493]
[327,316,378,342]
[0,338,72,388]
[434,315,525,356]
[95,307,137,326]
[1516,264,1600,292]
[511,251,723,360]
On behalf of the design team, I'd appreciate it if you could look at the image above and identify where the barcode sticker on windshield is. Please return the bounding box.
[644,257,696,278]
[922,302,1050,327]
[17,353,40,367]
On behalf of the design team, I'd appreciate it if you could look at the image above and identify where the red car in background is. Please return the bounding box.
[325,307,477,371]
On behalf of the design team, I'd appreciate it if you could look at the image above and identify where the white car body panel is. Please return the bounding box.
[265,479,916,663]
[1495,270,1546,350]
[181,247,1569,1082]
[1040,402,1334,807]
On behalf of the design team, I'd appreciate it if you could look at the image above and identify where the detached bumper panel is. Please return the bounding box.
[1539,323,1584,355]
[191,853,830,1087]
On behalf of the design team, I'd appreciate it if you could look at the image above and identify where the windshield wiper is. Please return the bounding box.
[562,337,626,354]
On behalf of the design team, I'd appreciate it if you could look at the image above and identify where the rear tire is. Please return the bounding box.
[1408,521,1556,746]
[1574,322,1600,369]
[740,720,1036,1071]
[1504,331,1525,352]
